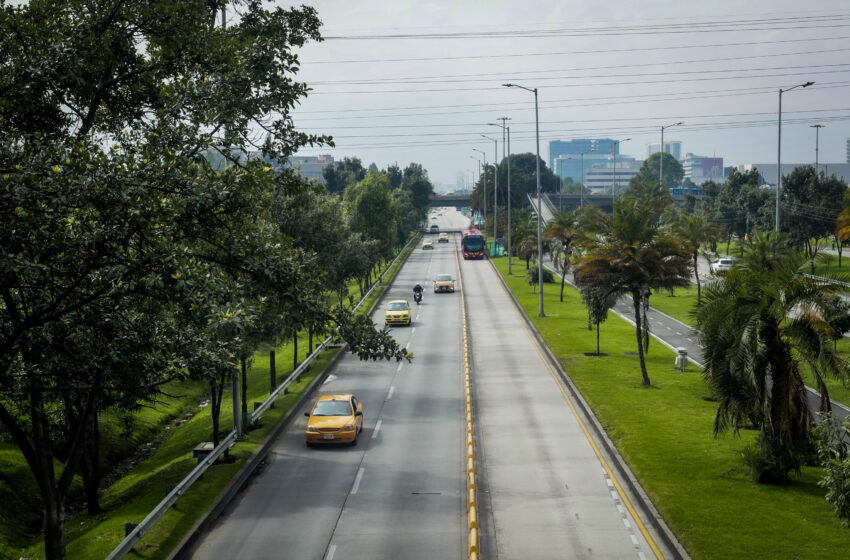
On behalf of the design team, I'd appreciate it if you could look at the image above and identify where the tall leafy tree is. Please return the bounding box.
[631,152,684,189]
[780,166,846,268]
[574,198,691,386]
[401,162,435,211]
[345,171,397,260]
[0,3,410,558]
[695,231,848,483]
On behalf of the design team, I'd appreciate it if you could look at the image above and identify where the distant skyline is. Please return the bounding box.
[276,0,850,185]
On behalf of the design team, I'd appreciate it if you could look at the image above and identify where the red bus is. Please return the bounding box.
[461,228,485,260]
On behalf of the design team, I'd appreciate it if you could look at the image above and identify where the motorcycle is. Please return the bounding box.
[413,290,422,304]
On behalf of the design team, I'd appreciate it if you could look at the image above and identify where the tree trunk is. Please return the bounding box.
[269,349,276,392]
[693,251,701,304]
[210,379,221,448]
[240,356,248,429]
[596,321,600,355]
[293,334,298,370]
[81,412,101,515]
[632,291,652,386]
[309,328,314,354]
[43,490,67,560]
[560,263,567,303]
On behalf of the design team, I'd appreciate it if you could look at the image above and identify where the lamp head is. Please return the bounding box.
[803,81,815,87]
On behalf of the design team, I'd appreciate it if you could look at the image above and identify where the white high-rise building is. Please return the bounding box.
[646,141,682,161]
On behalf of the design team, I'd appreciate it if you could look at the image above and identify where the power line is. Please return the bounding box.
[297,107,850,131]
[308,68,850,95]
[303,35,850,65]
[293,81,850,119]
[310,54,850,86]
[324,15,850,40]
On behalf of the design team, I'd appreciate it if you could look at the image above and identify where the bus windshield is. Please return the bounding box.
[463,235,484,252]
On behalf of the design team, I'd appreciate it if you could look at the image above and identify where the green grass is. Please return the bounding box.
[492,258,850,560]
[4,238,416,560]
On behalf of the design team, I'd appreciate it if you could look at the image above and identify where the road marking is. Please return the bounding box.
[351,468,365,494]
[397,362,403,372]
[676,331,682,336]
[387,386,395,400]
[406,341,411,350]
[411,327,416,335]
[372,419,382,439]
[325,545,336,560]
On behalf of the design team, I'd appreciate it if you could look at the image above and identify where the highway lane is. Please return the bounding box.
[461,215,674,560]
[189,221,466,559]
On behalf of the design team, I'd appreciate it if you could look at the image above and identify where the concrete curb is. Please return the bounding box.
[487,258,691,560]
[167,238,418,560]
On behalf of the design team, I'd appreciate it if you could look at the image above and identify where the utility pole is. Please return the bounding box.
[811,124,825,171]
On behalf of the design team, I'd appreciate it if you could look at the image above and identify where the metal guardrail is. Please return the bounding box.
[802,273,850,290]
[105,233,419,560]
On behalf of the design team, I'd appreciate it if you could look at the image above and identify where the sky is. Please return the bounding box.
[276,0,850,189]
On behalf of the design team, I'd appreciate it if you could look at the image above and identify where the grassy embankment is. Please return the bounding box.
[491,255,850,560]
[3,238,416,560]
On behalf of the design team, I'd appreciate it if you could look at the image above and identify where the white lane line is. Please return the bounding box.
[387,386,395,400]
[372,419,382,439]
[326,545,336,560]
[411,327,416,335]
[406,341,411,350]
[397,362,403,372]
[351,467,365,494]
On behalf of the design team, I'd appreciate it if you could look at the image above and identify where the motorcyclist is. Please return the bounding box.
[413,283,423,302]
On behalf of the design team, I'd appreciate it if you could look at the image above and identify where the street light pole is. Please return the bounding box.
[470,155,482,226]
[473,148,487,239]
[659,122,683,188]
[776,81,814,231]
[580,149,594,207]
[611,138,630,196]
[811,124,825,171]
[504,83,544,317]
[482,134,498,245]
[491,118,512,265]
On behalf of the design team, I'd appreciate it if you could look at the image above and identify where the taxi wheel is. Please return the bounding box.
[350,435,358,447]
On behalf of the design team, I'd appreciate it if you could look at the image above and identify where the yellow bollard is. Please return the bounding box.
[468,505,478,529]
[469,528,479,555]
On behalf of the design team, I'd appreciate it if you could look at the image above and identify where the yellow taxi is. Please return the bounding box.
[304,394,363,446]
[384,299,412,326]
[422,240,434,250]
[433,273,455,293]
[438,233,449,243]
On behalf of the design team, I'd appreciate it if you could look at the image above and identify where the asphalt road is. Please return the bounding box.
[464,243,673,560]
[189,215,466,560]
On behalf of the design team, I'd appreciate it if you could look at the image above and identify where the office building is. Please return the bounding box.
[646,140,682,161]
[584,159,642,193]
[548,138,618,171]
[681,153,725,185]
[283,154,334,183]
[554,153,611,185]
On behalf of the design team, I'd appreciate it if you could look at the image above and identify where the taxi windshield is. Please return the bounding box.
[312,400,352,416]
[388,302,408,311]
[437,275,452,282]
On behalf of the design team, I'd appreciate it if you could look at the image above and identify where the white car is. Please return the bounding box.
[711,258,734,274]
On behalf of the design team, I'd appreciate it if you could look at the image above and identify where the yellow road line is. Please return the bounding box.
[456,240,480,559]
[496,275,664,560]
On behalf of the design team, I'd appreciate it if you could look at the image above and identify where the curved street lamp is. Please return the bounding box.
[776,81,814,231]
[659,122,683,187]
[472,149,487,236]
[612,138,630,196]
[481,134,498,243]
[503,82,544,317]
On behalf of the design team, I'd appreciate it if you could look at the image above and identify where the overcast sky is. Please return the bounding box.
[278,0,850,188]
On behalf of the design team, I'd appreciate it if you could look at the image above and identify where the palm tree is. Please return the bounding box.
[544,206,604,302]
[672,211,721,304]
[695,231,848,483]
[573,198,691,386]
